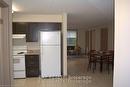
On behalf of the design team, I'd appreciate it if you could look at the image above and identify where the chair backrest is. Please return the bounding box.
[88,50,98,61]
[88,50,96,54]
[103,50,114,61]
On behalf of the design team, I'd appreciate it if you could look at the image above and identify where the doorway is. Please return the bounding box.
[0,1,12,86]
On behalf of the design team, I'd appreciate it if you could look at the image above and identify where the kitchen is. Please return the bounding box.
[12,22,63,78]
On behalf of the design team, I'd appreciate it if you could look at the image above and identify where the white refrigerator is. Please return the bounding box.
[40,31,61,78]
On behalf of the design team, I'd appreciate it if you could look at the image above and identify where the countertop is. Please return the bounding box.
[25,53,40,55]
[26,50,40,55]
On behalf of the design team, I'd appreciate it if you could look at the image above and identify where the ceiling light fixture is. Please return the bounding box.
[12,5,18,13]
[12,10,14,13]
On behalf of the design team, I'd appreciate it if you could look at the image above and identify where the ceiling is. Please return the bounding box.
[12,0,113,29]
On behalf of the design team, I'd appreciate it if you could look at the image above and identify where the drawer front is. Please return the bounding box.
[25,55,39,66]
[14,70,26,78]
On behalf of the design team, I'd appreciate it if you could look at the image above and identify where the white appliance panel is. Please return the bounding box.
[41,46,61,77]
[14,71,25,78]
[40,31,60,45]
[13,51,27,56]
[13,35,27,78]
[13,56,25,70]
[13,46,27,50]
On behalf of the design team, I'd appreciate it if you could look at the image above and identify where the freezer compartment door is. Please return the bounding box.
[40,31,61,45]
[40,46,61,78]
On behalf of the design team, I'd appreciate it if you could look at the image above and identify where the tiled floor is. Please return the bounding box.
[14,57,113,87]
[68,57,113,87]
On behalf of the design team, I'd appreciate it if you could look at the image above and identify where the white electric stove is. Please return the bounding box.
[13,34,27,78]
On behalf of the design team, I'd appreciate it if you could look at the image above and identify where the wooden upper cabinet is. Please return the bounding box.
[38,23,61,31]
[26,23,61,42]
[26,23,38,42]
[13,22,61,42]
[13,22,28,34]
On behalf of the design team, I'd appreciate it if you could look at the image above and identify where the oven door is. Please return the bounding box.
[13,56,25,71]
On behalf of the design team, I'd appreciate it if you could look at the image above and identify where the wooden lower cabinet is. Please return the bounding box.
[25,55,40,77]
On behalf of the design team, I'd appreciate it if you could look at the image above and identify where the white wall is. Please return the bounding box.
[13,14,63,22]
[3,0,10,5]
[114,0,130,87]
[0,0,12,86]
[108,24,114,50]
[77,24,114,53]
[0,7,1,17]
[92,30,96,50]
[95,24,114,50]
[62,13,67,76]
[0,7,3,85]
[27,42,40,51]
[77,29,86,53]
[95,29,101,50]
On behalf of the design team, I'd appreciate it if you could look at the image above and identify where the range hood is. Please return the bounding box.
[13,34,26,39]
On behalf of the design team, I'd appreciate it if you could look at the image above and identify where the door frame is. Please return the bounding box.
[0,0,12,87]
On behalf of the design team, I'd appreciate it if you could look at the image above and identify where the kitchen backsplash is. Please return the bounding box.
[27,42,40,51]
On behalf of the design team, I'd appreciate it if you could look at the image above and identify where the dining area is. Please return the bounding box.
[87,50,114,73]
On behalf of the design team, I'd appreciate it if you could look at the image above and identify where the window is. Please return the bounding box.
[67,30,77,46]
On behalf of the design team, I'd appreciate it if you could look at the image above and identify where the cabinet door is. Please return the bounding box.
[26,23,38,42]
[13,22,28,34]
[26,23,62,42]
[25,55,40,77]
[38,23,61,31]
[25,55,39,67]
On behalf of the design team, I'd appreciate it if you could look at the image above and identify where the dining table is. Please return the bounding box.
[95,51,111,72]
[88,50,114,73]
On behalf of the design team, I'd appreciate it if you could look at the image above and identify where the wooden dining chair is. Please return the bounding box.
[87,50,99,72]
[103,51,114,73]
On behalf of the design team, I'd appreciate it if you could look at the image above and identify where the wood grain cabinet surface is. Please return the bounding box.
[13,22,61,42]
[13,22,28,34]
[25,55,40,77]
